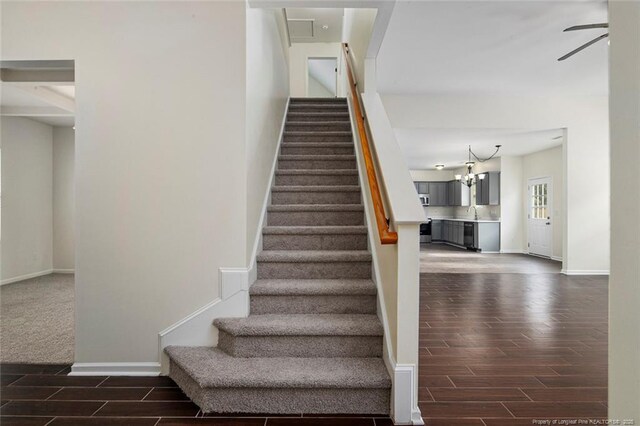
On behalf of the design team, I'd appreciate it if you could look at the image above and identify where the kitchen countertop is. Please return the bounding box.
[428,217,501,223]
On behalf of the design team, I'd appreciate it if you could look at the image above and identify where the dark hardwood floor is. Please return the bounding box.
[0,363,391,425]
[419,244,608,425]
[1,245,608,425]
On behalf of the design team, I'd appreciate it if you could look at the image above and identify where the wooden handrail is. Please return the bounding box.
[341,43,398,245]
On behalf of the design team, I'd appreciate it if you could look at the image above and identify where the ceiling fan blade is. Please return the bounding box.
[558,33,609,61]
[563,23,609,32]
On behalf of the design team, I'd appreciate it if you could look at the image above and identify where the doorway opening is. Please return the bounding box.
[528,176,553,258]
[307,57,337,97]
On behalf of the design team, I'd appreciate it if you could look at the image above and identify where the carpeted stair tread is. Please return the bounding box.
[281,142,354,148]
[279,154,355,160]
[262,226,367,235]
[250,279,377,296]
[213,314,383,336]
[267,204,363,212]
[257,250,371,263]
[165,346,390,389]
[275,169,358,175]
[271,185,360,192]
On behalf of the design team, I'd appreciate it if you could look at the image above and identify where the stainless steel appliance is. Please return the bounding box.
[419,194,430,206]
[463,222,474,248]
[420,221,431,243]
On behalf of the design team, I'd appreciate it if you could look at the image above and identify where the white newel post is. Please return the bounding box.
[395,223,423,425]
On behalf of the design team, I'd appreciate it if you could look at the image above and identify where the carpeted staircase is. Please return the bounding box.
[165,98,391,414]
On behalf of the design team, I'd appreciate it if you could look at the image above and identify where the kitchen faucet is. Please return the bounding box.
[467,205,479,220]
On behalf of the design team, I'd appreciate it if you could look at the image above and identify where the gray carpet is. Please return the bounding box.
[165,97,391,414]
[0,273,74,363]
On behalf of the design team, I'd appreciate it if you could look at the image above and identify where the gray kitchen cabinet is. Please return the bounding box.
[432,220,442,240]
[476,172,500,205]
[447,180,470,206]
[417,182,429,194]
[429,182,448,206]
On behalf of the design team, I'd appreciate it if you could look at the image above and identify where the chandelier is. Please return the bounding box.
[455,145,501,188]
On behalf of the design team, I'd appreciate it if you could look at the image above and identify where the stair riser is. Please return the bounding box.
[267,211,364,226]
[288,106,349,113]
[257,261,371,279]
[275,174,358,186]
[284,133,352,142]
[278,159,356,170]
[286,122,351,132]
[262,233,368,251]
[250,294,377,314]
[170,363,389,414]
[287,114,350,122]
[271,191,361,205]
[218,332,382,358]
[280,145,354,155]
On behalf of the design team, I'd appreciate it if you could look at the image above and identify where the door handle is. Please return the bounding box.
[546,222,551,225]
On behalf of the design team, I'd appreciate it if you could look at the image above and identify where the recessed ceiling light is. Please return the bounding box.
[321,25,329,30]
[72,126,76,130]
[435,164,445,170]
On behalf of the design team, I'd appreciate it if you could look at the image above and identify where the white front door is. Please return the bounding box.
[528,177,553,257]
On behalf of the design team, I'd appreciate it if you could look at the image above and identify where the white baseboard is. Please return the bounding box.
[383,356,423,425]
[70,362,161,376]
[158,268,249,374]
[1,269,53,285]
[551,255,563,262]
[53,269,75,274]
[562,269,610,276]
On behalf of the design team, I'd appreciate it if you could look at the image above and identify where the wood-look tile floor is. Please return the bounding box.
[0,364,392,425]
[419,244,608,425]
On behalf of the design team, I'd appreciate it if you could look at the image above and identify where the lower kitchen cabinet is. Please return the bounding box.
[431,220,501,252]
[432,220,442,240]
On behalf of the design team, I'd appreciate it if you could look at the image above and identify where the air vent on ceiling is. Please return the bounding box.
[288,19,314,38]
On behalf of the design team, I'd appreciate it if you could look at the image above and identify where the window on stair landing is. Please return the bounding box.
[530,182,549,219]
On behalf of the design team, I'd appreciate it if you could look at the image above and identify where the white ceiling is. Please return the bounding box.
[377,0,608,96]
[286,8,344,43]
[395,128,563,170]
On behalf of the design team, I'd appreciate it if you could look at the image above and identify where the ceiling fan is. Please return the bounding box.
[558,23,608,61]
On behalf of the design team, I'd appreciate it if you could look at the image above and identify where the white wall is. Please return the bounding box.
[609,0,640,421]
[308,74,333,98]
[1,117,53,283]
[2,1,248,363]
[52,127,75,272]
[246,7,290,264]
[499,155,523,253]
[521,146,563,259]
[382,94,609,274]
[409,169,453,181]
[342,8,377,91]
[289,42,344,98]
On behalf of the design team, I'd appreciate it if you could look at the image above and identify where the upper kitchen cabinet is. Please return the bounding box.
[476,171,501,205]
[448,180,471,207]
[414,181,429,195]
[429,182,448,206]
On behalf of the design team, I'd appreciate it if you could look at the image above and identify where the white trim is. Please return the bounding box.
[562,269,610,276]
[157,289,250,374]
[248,97,290,288]
[70,362,160,376]
[1,269,53,285]
[219,267,250,301]
[551,255,563,262]
[53,269,75,274]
